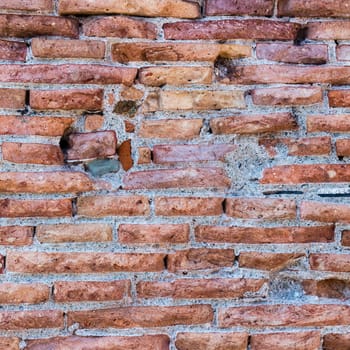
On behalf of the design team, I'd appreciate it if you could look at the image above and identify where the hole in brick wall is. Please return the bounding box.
[294,26,307,45]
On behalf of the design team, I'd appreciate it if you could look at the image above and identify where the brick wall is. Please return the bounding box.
[0,0,349,349]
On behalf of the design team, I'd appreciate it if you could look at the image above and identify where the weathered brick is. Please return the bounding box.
[83,16,157,39]
[0,199,72,218]
[139,119,202,139]
[342,230,350,246]
[210,113,297,135]
[219,304,350,328]
[303,279,350,299]
[0,283,49,304]
[0,226,33,246]
[308,21,350,40]
[0,172,94,194]
[2,142,64,165]
[175,332,248,350]
[195,225,334,244]
[329,90,350,107]
[139,66,213,86]
[0,116,74,136]
[0,338,19,350]
[239,252,305,271]
[54,280,130,302]
[261,164,350,184]
[0,0,53,12]
[0,65,136,85]
[65,131,117,161]
[85,114,104,132]
[119,224,189,244]
[142,90,245,112]
[120,86,144,101]
[112,43,251,63]
[138,147,152,164]
[301,201,350,223]
[251,332,321,350]
[25,335,170,350]
[123,168,231,189]
[77,195,150,217]
[0,310,63,330]
[310,254,350,272]
[117,139,133,171]
[36,223,112,243]
[155,197,223,216]
[256,43,328,64]
[153,144,236,163]
[323,334,350,350]
[0,15,78,38]
[137,278,265,299]
[307,115,350,133]
[337,45,350,61]
[206,0,273,16]
[252,87,322,106]
[0,40,26,61]
[68,305,213,329]
[335,140,350,158]
[167,249,234,273]
[278,0,347,17]
[164,20,300,40]
[225,198,297,220]
[7,251,165,273]
[32,38,105,59]
[0,89,25,109]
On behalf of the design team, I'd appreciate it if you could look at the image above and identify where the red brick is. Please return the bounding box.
[323,334,350,350]
[85,114,104,132]
[0,198,72,218]
[7,251,165,273]
[0,283,49,304]
[0,40,26,61]
[68,305,213,329]
[303,279,350,299]
[336,139,350,157]
[175,332,248,350]
[31,38,105,59]
[329,90,350,107]
[59,0,200,18]
[219,304,350,328]
[342,230,350,246]
[65,131,117,161]
[337,45,350,61]
[239,252,305,271]
[54,280,130,302]
[117,139,133,171]
[251,332,321,350]
[167,249,234,273]
[36,223,112,243]
[261,164,350,184]
[120,86,144,100]
[0,226,33,246]
[256,43,328,64]
[164,20,300,40]
[0,0,53,13]
[111,43,251,63]
[153,144,236,163]
[137,278,265,299]
[307,21,350,40]
[225,198,297,220]
[137,147,152,164]
[310,254,350,272]
[25,335,170,350]
[123,168,231,190]
[195,225,334,244]
[301,201,350,223]
[0,338,19,350]
[2,142,64,165]
[252,87,322,106]
[210,113,297,135]
[307,115,350,133]
[83,16,157,39]
[0,310,63,330]
[0,15,78,38]
[77,195,150,217]
[155,197,223,216]
[0,172,94,194]
[278,0,346,17]
[0,65,136,85]
[0,116,74,136]
[139,119,203,139]
[206,0,273,16]
[0,89,25,109]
